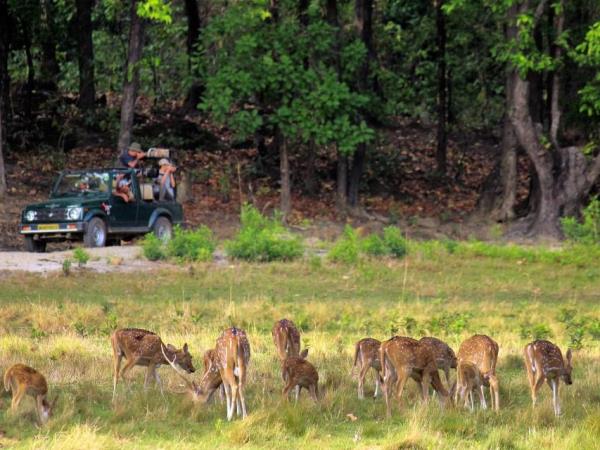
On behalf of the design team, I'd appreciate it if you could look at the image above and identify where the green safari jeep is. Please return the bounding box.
[19,168,183,252]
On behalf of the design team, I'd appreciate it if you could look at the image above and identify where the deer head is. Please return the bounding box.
[164,343,196,373]
[562,349,573,385]
[40,395,58,424]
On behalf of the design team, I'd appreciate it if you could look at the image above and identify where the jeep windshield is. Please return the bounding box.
[51,171,111,198]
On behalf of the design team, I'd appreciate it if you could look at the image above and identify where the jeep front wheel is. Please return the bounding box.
[24,236,47,253]
[153,216,172,241]
[84,217,107,248]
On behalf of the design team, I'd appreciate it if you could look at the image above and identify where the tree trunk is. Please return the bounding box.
[279,133,291,218]
[549,1,564,148]
[23,24,34,120]
[75,0,96,110]
[304,140,318,197]
[184,0,200,66]
[435,0,447,175]
[40,0,59,86]
[117,0,145,153]
[348,143,365,207]
[336,152,348,210]
[0,0,7,197]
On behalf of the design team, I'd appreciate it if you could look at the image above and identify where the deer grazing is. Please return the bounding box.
[111,328,195,399]
[379,336,449,418]
[3,364,57,425]
[353,337,383,399]
[419,336,457,389]
[455,334,499,411]
[272,319,301,362]
[281,349,318,402]
[216,327,251,420]
[524,340,572,416]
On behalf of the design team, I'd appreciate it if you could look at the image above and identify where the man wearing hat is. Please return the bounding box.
[119,142,146,168]
[154,158,177,201]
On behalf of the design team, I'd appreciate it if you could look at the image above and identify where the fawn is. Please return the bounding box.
[419,336,457,388]
[352,337,382,399]
[216,327,251,420]
[282,349,318,402]
[4,364,57,424]
[272,319,301,363]
[111,328,195,399]
[380,336,449,418]
[524,339,572,416]
[455,334,499,411]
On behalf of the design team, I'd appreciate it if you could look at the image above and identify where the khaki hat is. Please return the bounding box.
[158,158,170,166]
[129,142,142,152]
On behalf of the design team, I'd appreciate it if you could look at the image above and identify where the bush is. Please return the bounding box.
[519,323,553,340]
[73,248,90,267]
[142,233,167,261]
[62,258,72,276]
[561,197,600,245]
[328,225,361,264]
[167,225,216,262]
[225,204,303,262]
[361,234,387,256]
[383,226,408,258]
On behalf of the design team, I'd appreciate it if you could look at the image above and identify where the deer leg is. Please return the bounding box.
[478,384,487,410]
[228,384,239,421]
[120,356,140,383]
[489,375,499,411]
[11,385,25,412]
[382,361,396,418]
[144,363,155,390]
[549,379,560,416]
[239,382,248,419]
[309,384,318,403]
[374,370,381,398]
[420,371,431,402]
[223,382,233,420]
[113,353,123,400]
[394,369,410,411]
[295,385,300,403]
[532,373,545,407]
[357,363,368,399]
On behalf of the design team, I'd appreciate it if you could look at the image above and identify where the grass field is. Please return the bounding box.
[1,243,600,449]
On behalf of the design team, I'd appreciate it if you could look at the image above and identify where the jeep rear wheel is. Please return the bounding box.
[24,236,47,253]
[84,217,107,248]
[153,216,172,241]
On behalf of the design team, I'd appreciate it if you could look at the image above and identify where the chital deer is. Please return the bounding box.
[282,349,318,402]
[111,328,195,399]
[419,336,457,388]
[455,334,499,411]
[3,364,57,424]
[272,319,301,362]
[352,337,382,399]
[524,340,572,416]
[379,336,449,418]
[216,327,251,420]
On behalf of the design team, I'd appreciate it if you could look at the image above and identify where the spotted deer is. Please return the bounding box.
[282,350,319,403]
[111,328,195,399]
[524,340,572,416]
[352,337,383,399]
[272,319,301,363]
[215,327,251,420]
[455,334,499,411]
[379,336,449,418]
[3,364,58,425]
[419,336,457,389]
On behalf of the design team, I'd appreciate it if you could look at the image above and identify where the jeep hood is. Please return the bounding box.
[24,194,109,210]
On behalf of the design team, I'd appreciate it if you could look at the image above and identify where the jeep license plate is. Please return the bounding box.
[38,224,59,231]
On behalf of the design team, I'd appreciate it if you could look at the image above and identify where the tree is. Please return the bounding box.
[75,0,96,110]
[0,0,9,197]
[434,0,448,175]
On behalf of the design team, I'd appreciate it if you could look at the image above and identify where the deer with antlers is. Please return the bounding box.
[455,334,499,411]
[524,340,572,416]
[353,337,383,399]
[272,319,302,362]
[111,328,195,399]
[379,336,449,418]
[4,363,57,425]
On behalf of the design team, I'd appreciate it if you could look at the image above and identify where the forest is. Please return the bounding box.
[1,0,600,238]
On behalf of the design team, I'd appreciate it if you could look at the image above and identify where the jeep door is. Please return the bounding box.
[109,172,139,230]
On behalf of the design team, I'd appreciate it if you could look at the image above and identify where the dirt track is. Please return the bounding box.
[0,246,169,274]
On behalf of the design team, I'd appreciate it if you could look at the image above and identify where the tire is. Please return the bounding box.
[84,217,107,248]
[24,236,47,253]
[152,216,172,241]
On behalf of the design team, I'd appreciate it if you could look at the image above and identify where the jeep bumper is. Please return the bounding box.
[20,221,86,234]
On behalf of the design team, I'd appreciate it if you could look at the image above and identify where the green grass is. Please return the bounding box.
[1,245,600,449]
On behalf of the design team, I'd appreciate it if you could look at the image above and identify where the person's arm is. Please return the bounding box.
[170,173,176,188]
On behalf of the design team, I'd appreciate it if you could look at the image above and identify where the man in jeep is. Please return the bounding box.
[119,142,146,168]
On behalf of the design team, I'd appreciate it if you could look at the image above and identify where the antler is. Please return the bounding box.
[161,344,197,392]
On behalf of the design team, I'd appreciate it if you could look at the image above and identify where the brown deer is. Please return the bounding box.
[215,327,251,420]
[272,319,301,363]
[4,364,57,424]
[111,328,195,399]
[281,349,318,402]
[524,340,572,416]
[379,336,449,418]
[352,337,382,399]
[419,336,457,388]
[455,334,499,411]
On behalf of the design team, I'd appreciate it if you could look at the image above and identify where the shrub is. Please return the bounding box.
[167,225,216,262]
[561,197,600,244]
[225,204,303,262]
[73,248,90,267]
[383,226,408,258]
[361,234,387,256]
[519,322,553,340]
[62,258,72,276]
[588,319,600,340]
[328,225,361,264]
[142,233,167,261]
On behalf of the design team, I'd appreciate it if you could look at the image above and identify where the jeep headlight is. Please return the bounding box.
[67,207,83,221]
[25,210,37,222]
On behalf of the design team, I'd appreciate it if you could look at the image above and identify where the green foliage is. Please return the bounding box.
[382,226,408,258]
[137,0,172,23]
[225,204,303,262]
[520,322,553,341]
[142,232,167,261]
[332,226,407,263]
[73,248,90,267]
[167,225,216,262]
[427,312,471,335]
[561,197,600,245]
[360,234,388,257]
[328,225,361,264]
[62,258,72,276]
